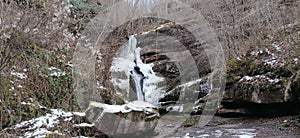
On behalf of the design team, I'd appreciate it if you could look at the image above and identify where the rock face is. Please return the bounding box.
[85,101,159,136]
[220,22,300,115]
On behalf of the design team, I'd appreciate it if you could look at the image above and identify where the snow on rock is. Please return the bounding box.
[162,79,204,98]
[88,100,158,114]
[263,48,279,67]
[249,42,288,68]
[166,105,184,112]
[139,22,173,36]
[10,70,27,79]
[239,75,280,84]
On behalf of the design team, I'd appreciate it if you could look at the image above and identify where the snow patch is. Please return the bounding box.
[66,61,73,67]
[166,105,184,112]
[239,75,280,84]
[11,71,27,79]
[250,50,263,56]
[271,43,282,52]
[196,128,257,138]
[13,109,85,131]
[73,123,94,127]
[49,71,66,77]
[293,58,298,64]
[96,81,107,90]
[89,100,158,115]
[9,86,15,91]
[22,128,52,138]
[24,28,30,33]
[48,67,66,77]
[226,129,257,138]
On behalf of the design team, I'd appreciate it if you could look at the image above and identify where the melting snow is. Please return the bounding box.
[163,79,203,98]
[89,100,158,114]
[11,71,27,79]
[226,129,257,138]
[24,28,30,33]
[195,128,257,138]
[239,75,280,84]
[22,128,53,138]
[139,23,172,36]
[250,50,263,56]
[184,133,193,138]
[271,43,282,52]
[73,123,94,127]
[9,86,15,91]
[263,48,278,66]
[11,108,86,137]
[20,100,47,109]
[96,81,107,90]
[166,105,184,112]
[48,67,66,77]
[49,71,66,77]
[293,58,298,64]
[66,61,73,67]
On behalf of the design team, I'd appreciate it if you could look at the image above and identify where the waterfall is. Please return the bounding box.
[130,66,144,101]
[110,35,165,105]
[127,35,145,101]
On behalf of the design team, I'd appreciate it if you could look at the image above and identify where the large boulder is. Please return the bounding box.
[85,101,159,136]
[220,22,300,115]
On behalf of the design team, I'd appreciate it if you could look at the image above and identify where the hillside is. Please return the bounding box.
[0,0,299,137]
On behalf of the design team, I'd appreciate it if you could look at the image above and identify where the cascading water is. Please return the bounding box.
[110,35,165,105]
[130,65,145,101]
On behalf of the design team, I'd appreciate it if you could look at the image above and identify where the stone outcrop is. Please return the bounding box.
[85,101,159,136]
[220,22,300,115]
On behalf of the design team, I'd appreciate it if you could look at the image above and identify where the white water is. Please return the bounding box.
[131,66,144,101]
[110,35,165,105]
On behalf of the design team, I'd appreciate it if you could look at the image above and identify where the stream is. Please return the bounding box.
[173,115,300,138]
